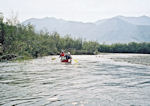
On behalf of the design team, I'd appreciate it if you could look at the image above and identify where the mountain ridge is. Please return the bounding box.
[23,15,150,44]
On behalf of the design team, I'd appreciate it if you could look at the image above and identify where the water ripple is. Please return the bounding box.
[0,54,150,105]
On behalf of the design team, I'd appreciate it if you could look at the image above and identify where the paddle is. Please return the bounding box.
[51,57,56,60]
[73,59,78,63]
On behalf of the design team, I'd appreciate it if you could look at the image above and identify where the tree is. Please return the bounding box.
[6,11,19,26]
[0,12,5,53]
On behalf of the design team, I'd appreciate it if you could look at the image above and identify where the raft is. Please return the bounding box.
[61,56,72,63]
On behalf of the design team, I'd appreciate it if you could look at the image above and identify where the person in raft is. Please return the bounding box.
[60,51,65,60]
[65,52,72,60]
[60,51,64,57]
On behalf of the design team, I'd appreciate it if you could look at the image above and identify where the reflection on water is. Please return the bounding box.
[0,54,150,106]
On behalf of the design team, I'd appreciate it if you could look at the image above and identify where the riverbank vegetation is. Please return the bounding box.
[0,13,150,61]
[99,42,150,54]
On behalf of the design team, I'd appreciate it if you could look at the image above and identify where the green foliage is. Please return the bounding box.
[1,18,100,58]
[98,42,150,54]
[1,14,150,59]
[82,41,99,54]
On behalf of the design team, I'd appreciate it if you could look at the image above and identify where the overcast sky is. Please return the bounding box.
[0,0,150,22]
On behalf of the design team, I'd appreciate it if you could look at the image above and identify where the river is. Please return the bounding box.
[0,54,150,106]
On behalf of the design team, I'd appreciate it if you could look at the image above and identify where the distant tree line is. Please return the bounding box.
[0,13,150,60]
[99,42,150,54]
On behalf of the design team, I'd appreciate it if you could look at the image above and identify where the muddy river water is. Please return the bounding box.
[0,54,150,106]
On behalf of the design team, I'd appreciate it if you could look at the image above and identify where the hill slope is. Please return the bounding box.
[23,16,150,43]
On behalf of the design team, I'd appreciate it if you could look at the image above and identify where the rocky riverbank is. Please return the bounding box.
[0,54,29,62]
[0,54,17,62]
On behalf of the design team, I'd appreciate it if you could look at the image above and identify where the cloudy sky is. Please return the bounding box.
[0,0,150,22]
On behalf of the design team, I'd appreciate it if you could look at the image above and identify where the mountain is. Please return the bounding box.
[116,15,150,25]
[23,16,150,44]
[92,18,139,43]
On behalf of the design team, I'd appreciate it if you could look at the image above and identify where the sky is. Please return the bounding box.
[0,0,150,22]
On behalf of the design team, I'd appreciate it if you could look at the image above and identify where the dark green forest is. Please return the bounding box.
[0,14,150,60]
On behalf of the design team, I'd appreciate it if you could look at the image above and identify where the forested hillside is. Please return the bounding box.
[0,14,100,59]
[0,14,150,61]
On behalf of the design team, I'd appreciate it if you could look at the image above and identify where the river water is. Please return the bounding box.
[0,54,150,106]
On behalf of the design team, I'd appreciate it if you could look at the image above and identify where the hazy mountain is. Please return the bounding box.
[116,15,150,25]
[23,16,150,44]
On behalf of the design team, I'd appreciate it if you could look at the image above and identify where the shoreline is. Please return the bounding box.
[1,53,150,65]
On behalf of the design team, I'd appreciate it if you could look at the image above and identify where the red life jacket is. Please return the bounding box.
[60,53,64,56]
